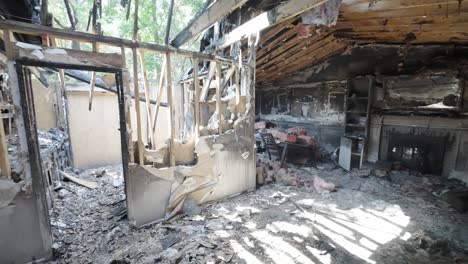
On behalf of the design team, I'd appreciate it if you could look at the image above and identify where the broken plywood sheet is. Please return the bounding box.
[171,116,256,217]
[0,179,22,209]
[127,114,255,226]
[173,140,195,165]
[59,171,98,189]
[145,140,194,166]
[166,139,218,219]
[126,164,174,227]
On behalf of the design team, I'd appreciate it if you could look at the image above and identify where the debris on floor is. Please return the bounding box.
[8,128,69,181]
[49,161,468,264]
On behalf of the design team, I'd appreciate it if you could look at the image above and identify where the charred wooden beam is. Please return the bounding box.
[0,20,234,63]
[165,0,175,46]
[216,0,328,48]
[171,0,247,48]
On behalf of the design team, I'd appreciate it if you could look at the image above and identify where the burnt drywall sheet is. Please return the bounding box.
[0,194,47,263]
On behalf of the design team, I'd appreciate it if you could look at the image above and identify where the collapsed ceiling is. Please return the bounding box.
[257,0,468,84]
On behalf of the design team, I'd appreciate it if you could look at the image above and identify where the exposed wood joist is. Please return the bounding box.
[257,31,322,69]
[215,61,222,134]
[0,19,234,63]
[259,39,347,81]
[88,42,99,111]
[216,0,329,48]
[171,0,248,48]
[259,16,298,47]
[0,114,11,177]
[256,0,468,84]
[257,37,347,80]
[334,12,468,29]
[151,58,166,143]
[193,60,200,140]
[335,31,468,43]
[200,62,216,101]
[132,47,144,164]
[165,0,175,45]
[339,1,468,20]
[138,49,154,146]
[340,0,464,13]
[258,33,334,73]
[165,53,175,167]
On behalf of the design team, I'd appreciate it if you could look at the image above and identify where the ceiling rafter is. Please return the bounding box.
[256,0,468,84]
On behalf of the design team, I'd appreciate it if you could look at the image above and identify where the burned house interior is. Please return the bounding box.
[1,0,468,263]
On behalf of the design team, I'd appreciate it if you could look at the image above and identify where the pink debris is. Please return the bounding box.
[285,134,297,143]
[255,121,267,130]
[298,135,317,146]
[296,22,312,39]
[285,126,307,136]
[313,175,336,193]
[255,121,275,130]
[269,129,297,143]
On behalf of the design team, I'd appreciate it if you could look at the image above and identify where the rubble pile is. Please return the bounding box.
[50,161,468,264]
[257,156,337,192]
[8,128,69,180]
[50,165,244,263]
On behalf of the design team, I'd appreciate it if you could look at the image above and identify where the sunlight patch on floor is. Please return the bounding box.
[294,199,412,264]
[252,230,316,264]
[306,245,332,264]
[266,221,313,237]
[230,240,264,264]
[214,195,413,264]
[314,223,376,264]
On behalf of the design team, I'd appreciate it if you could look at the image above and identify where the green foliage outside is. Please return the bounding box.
[48,0,206,81]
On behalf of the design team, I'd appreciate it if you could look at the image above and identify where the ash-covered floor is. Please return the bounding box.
[49,161,468,264]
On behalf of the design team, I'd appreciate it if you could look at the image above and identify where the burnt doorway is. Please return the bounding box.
[14,59,130,250]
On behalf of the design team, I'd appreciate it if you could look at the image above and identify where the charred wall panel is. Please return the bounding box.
[271,45,468,86]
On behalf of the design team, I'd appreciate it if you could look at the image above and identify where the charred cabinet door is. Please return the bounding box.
[339,136,353,171]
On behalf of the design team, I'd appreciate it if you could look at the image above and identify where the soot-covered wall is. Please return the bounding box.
[256,44,468,172]
[256,81,347,151]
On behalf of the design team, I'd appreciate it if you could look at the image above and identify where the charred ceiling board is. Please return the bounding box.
[340,0,464,13]
[257,35,348,82]
[334,31,468,44]
[334,12,468,29]
[255,0,468,83]
[258,43,347,82]
[171,0,248,48]
[259,16,298,47]
[339,1,468,21]
[257,33,334,72]
[257,28,311,67]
